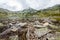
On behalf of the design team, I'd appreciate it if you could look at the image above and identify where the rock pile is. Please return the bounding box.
[0,19,59,40]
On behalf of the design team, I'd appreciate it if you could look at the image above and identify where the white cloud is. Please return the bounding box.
[0,0,24,11]
[26,0,50,9]
[45,0,60,8]
[7,0,24,11]
[0,0,60,11]
[26,0,40,9]
[51,0,60,4]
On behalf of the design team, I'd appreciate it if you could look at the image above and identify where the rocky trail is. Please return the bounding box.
[0,19,60,40]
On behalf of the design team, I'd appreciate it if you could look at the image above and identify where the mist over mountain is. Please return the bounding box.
[0,4,60,12]
[0,4,60,20]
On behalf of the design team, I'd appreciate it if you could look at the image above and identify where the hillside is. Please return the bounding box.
[33,4,60,20]
[0,4,60,20]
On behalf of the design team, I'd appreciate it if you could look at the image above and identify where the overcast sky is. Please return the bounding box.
[0,0,60,11]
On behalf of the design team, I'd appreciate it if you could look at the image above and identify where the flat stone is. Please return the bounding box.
[9,35,18,40]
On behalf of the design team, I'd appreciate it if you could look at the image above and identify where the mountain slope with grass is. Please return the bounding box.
[0,4,60,20]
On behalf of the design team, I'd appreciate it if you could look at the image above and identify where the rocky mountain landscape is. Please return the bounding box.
[0,4,60,40]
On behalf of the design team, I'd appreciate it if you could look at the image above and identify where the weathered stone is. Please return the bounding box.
[17,22,27,27]
[9,35,18,40]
